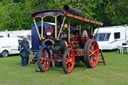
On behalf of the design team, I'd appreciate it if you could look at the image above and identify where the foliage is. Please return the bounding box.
[0,0,128,30]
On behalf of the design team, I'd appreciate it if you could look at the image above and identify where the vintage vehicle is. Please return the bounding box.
[30,5,103,74]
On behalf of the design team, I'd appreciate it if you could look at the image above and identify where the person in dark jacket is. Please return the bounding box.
[18,37,30,66]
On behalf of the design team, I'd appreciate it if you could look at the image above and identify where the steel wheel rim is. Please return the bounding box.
[40,49,51,71]
[89,40,99,67]
[65,49,75,73]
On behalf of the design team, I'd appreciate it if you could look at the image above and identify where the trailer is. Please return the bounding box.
[94,25,128,50]
[31,5,104,74]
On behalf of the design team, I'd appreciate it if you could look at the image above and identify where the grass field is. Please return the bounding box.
[0,51,128,85]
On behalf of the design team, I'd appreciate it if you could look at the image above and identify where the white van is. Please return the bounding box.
[0,31,10,38]
[0,38,20,57]
[93,25,128,50]
[0,30,31,38]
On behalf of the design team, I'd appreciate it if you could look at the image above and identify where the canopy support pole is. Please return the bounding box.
[68,22,71,42]
[33,19,41,40]
[41,18,44,38]
[57,16,66,40]
[55,16,57,39]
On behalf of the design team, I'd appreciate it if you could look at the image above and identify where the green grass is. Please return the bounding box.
[0,51,128,85]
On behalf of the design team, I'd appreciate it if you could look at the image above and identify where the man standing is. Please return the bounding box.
[19,36,30,66]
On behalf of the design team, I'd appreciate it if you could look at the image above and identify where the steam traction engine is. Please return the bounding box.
[31,5,103,74]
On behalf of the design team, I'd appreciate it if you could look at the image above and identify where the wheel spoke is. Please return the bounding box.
[89,49,98,57]
[68,63,71,69]
[89,53,93,57]
[40,57,44,63]
[93,57,98,61]
[89,58,93,64]
[40,60,43,64]
[42,62,46,68]
[65,58,70,64]
[89,50,92,53]
[94,50,98,53]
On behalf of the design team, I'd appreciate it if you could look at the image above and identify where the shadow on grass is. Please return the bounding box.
[50,62,88,74]
[0,54,20,58]
[102,49,118,52]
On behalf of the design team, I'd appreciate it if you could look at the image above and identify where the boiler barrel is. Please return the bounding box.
[51,40,67,53]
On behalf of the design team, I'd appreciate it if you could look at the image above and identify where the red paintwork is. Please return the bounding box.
[64,12,103,26]
[40,48,51,71]
[88,40,99,67]
[46,27,54,33]
[73,49,84,56]
[64,49,75,73]
[45,27,55,39]
[72,35,79,49]
[81,30,90,44]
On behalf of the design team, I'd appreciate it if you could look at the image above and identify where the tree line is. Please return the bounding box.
[0,0,128,31]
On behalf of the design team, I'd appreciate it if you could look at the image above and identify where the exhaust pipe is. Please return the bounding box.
[64,5,82,16]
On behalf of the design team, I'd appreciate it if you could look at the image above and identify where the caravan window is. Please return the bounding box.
[17,36,24,39]
[95,33,111,41]
[114,32,120,39]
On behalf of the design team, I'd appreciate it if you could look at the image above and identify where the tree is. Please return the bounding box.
[0,0,127,31]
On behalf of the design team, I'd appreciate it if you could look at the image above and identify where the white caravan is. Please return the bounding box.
[93,25,128,50]
[0,38,20,57]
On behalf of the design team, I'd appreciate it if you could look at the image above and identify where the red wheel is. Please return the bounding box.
[38,48,51,72]
[84,39,99,68]
[63,48,75,74]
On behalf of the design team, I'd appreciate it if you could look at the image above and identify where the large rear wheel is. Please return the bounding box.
[38,48,51,72]
[63,48,75,74]
[84,39,99,68]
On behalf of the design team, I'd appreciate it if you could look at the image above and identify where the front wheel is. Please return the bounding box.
[84,39,99,68]
[1,50,9,57]
[38,48,51,72]
[63,48,75,74]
